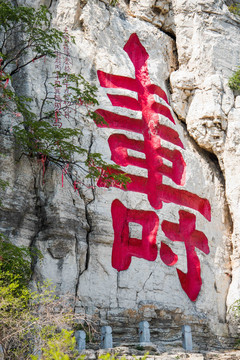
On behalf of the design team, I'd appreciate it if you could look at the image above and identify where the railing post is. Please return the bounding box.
[101,326,113,349]
[75,330,86,352]
[182,325,192,351]
[139,321,150,344]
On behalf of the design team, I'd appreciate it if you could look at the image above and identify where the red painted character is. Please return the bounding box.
[95,33,210,221]
[160,211,210,301]
[111,199,159,271]
[94,33,211,301]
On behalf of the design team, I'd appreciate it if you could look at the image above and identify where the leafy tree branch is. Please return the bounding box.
[0,0,130,190]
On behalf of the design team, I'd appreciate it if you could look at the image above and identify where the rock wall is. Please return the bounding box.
[1,0,240,351]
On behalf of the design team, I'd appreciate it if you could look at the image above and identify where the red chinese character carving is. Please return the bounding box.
[111,199,158,271]
[160,210,210,301]
[94,33,211,301]
[94,33,211,221]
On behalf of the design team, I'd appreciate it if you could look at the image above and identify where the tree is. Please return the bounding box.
[0,0,130,191]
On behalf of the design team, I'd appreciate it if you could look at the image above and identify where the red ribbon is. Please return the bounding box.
[62,164,69,187]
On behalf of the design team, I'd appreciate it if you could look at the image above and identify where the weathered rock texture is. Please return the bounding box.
[1,0,240,352]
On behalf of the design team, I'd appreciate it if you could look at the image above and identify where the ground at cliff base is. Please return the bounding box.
[81,348,240,360]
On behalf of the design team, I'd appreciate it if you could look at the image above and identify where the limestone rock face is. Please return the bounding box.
[0,0,240,351]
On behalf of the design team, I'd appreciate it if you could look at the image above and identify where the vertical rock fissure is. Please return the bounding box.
[74,133,96,301]
[29,162,47,276]
[74,232,80,306]
[81,133,96,275]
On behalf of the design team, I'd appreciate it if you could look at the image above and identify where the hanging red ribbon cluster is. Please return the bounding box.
[63,27,71,121]
[53,28,71,187]
[54,50,62,129]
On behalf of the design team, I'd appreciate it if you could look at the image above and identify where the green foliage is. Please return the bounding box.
[228,4,240,92]
[228,299,240,348]
[55,71,98,106]
[0,240,35,358]
[229,67,240,91]
[0,236,42,288]
[0,227,88,359]
[0,0,130,190]
[0,274,31,359]
[0,271,30,311]
[0,1,67,75]
[229,298,240,317]
[0,275,89,359]
[228,3,240,16]
[14,120,84,161]
[31,329,84,360]
[109,0,119,6]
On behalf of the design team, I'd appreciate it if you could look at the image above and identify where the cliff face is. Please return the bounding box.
[1,0,240,350]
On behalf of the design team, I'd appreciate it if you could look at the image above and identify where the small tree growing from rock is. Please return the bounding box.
[0,0,130,190]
